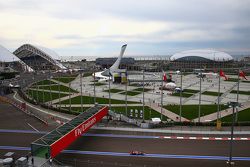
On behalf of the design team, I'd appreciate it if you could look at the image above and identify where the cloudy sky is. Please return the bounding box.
[0,0,250,57]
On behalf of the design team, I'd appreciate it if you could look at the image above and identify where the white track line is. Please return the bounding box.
[27,123,39,132]
[13,91,70,121]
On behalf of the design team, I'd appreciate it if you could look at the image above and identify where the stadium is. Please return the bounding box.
[0,45,33,73]
[169,49,234,71]
[13,44,66,71]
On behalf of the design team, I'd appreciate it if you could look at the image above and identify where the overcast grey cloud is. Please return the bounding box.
[0,0,250,57]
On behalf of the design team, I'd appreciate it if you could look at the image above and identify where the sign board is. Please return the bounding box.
[50,106,108,158]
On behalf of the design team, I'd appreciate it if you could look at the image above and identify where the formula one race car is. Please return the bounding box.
[130,150,145,155]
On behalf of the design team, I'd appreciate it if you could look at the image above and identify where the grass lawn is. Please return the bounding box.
[103,89,124,93]
[61,107,90,113]
[38,85,78,93]
[27,90,69,103]
[35,80,57,86]
[89,82,107,86]
[111,106,169,121]
[120,91,141,96]
[172,92,193,98]
[129,83,141,87]
[225,78,239,82]
[83,72,93,77]
[230,90,250,95]
[183,89,200,93]
[53,77,77,83]
[59,96,139,105]
[164,104,228,120]
[202,91,223,96]
[242,80,250,83]
[133,88,152,92]
[220,108,250,122]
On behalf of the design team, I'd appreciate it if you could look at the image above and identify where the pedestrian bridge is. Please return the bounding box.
[31,105,108,158]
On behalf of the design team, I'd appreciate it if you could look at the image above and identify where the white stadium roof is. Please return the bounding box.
[0,45,34,72]
[33,44,61,60]
[0,45,20,62]
[14,44,66,69]
[170,49,233,62]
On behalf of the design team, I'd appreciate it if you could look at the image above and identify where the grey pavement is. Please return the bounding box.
[146,102,189,122]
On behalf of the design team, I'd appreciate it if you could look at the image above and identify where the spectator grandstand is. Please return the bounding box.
[14,44,66,70]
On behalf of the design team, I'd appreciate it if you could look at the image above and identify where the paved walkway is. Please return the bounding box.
[48,93,80,105]
[193,101,250,122]
[29,88,72,95]
[52,103,143,108]
[12,91,73,122]
[146,103,189,122]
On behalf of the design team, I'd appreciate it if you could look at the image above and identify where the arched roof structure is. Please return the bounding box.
[170,50,233,62]
[14,44,66,69]
[0,45,34,72]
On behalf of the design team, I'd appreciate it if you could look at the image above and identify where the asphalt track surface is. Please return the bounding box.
[1,102,250,166]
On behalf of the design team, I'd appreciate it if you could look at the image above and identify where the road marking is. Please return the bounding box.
[13,91,70,121]
[177,137,184,139]
[1,146,250,161]
[189,137,197,139]
[164,136,171,139]
[0,129,250,141]
[27,123,39,132]
[202,137,209,140]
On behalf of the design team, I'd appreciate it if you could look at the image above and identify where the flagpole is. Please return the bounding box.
[69,79,71,112]
[80,71,83,113]
[142,70,145,123]
[42,79,45,104]
[49,69,52,107]
[125,71,128,116]
[236,68,240,122]
[108,69,111,110]
[160,70,163,121]
[198,71,202,122]
[179,70,182,122]
[35,74,39,103]
[94,70,96,104]
[58,72,61,112]
[217,70,221,121]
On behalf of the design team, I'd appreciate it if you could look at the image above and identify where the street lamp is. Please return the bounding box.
[227,101,241,166]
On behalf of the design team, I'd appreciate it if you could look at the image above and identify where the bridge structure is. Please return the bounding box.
[31,105,108,158]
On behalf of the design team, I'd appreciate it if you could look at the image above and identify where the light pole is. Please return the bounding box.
[227,101,240,166]
[142,70,145,123]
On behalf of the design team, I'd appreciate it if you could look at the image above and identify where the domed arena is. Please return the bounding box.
[169,50,234,70]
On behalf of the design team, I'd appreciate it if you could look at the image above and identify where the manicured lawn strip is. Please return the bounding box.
[172,92,193,98]
[38,85,78,93]
[220,108,250,122]
[53,77,76,83]
[27,90,69,103]
[164,104,228,120]
[111,106,169,121]
[61,107,90,113]
[120,91,141,96]
[133,88,151,92]
[230,90,250,95]
[183,89,200,93]
[89,82,106,86]
[242,80,250,83]
[59,96,139,104]
[83,72,92,77]
[35,80,57,85]
[103,89,124,93]
[129,83,141,87]
[202,91,223,96]
[225,78,239,82]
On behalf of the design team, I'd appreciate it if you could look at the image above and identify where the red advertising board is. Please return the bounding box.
[50,106,108,158]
